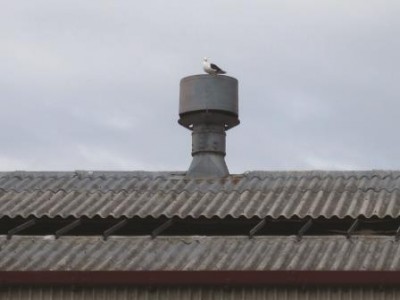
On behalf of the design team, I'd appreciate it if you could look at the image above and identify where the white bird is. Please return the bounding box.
[203,57,226,75]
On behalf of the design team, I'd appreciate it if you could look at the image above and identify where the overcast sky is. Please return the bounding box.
[1,1,400,173]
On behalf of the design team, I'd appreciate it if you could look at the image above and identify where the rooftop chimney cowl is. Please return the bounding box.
[178,74,239,178]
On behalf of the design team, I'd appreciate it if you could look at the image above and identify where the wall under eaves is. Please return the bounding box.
[2,286,400,299]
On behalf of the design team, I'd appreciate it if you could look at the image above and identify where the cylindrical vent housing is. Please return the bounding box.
[178,74,240,178]
[179,75,239,130]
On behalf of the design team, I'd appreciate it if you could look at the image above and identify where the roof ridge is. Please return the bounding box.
[245,172,400,181]
[0,171,185,180]
[1,170,400,179]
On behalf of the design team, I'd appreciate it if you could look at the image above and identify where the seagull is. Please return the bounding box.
[203,57,226,75]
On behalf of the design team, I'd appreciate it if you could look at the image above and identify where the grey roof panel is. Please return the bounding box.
[1,170,400,218]
[1,235,399,271]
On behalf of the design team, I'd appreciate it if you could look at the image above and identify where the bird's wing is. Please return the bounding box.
[210,63,223,72]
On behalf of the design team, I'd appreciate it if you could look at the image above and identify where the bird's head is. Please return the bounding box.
[203,57,208,62]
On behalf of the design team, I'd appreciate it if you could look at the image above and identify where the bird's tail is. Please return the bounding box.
[218,70,226,74]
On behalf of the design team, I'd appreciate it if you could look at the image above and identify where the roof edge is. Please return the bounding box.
[2,271,400,286]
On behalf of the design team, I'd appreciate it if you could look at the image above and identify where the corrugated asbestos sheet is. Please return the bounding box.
[2,286,400,300]
[1,235,400,271]
[0,170,400,219]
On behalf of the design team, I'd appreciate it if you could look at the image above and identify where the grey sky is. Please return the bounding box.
[1,1,400,173]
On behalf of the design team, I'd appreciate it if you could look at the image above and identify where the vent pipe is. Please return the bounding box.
[178,75,239,178]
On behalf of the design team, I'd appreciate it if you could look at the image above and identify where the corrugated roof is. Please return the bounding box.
[1,170,400,219]
[1,235,399,271]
